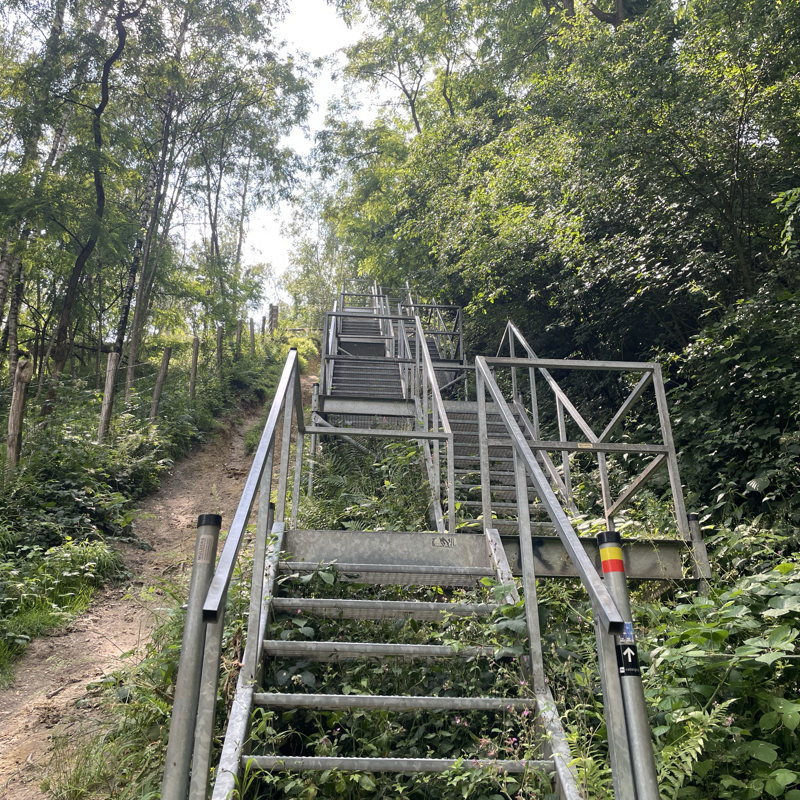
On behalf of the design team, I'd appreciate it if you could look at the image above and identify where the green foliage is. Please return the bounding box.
[0,337,280,679]
[0,538,124,685]
[642,557,800,799]
[301,441,431,531]
[671,285,800,523]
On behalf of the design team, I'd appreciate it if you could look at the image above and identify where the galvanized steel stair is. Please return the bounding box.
[445,400,554,535]
[243,568,557,780]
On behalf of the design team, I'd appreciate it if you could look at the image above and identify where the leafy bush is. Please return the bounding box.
[0,538,124,684]
[0,336,281,679]
[671,284,800,524]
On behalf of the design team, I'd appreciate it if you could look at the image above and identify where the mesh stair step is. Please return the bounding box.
[253,692,532,712]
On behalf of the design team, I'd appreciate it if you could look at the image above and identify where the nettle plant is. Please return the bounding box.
[640,559,800,800]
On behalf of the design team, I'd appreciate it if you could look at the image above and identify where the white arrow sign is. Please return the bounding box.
[623,647,636,662]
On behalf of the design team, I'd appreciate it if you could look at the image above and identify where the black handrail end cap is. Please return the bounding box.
[197,513,223,528]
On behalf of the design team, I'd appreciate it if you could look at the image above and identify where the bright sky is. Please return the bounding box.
[244,0,364,305]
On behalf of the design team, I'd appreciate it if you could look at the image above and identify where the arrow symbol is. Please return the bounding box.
[623,647,636,662]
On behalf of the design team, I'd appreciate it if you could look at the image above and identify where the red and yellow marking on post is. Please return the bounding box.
[597,531,625,574]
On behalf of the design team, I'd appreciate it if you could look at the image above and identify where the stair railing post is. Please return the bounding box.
[161,513,222,800]
[308,383,319,494]
[597,529,660,800]
[687,512,711,594]
[512,450,546,692]
[432,386,441,514]
[651,364,690,538]
[555,397,573,501]
[274,350,297,524]
[476,369,493,530]
[509,333,518,405]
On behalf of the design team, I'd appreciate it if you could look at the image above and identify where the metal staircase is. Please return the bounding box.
[160,282,712,800]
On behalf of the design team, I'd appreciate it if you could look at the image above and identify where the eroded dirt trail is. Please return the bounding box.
[0,405,266,799]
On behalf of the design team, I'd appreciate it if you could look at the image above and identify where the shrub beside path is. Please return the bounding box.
[0,405,265,799]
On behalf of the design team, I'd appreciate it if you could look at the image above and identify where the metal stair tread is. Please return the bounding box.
[240,755,554,775]
[253,692,533,712]
[262,639,493,660]
[270,597,499,621]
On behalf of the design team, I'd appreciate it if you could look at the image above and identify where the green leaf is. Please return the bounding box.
[783,711,800,732]
[771,770,798,789]
[359,774,376,790]
[742,740,778,764]
[760,711,779,730]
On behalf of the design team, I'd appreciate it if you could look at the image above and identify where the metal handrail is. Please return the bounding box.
[414,316,456,534]
[474,355,623,634]
[203,349,303,619]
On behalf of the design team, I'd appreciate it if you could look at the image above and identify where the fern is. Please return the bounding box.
[657,699,735,800]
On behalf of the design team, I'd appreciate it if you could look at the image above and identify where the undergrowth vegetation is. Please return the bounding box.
[299,441,431,532]
[0,335,291,685]
[47,355,800,799]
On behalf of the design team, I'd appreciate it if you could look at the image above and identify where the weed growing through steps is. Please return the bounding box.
[300,440,433,532]
[234,567,558,800]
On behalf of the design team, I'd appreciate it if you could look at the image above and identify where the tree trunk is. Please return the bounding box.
[50,3,132,378]
[97,350,119,442]
[6,253,24,385]
[149,346,172,422]
[6,359,34,471]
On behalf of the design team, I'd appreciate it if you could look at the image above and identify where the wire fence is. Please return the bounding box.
[0,328,280,467]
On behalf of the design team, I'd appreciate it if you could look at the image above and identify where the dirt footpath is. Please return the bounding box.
[0,405,265,799]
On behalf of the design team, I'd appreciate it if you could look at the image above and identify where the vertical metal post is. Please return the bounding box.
[651,365,690,538]
[529,364,540,439]
[476,370,493,529]
[457,310,464,363]
[190,593,228,800]
[320,314,329,395]
[593,610,636,800]
[161,514,222,800]
[687,513,712,594]
[598,529,660,800]
[510,335,518,405]
[291,432,304,529]
[308,384,319,495]
[513,451,546,692]
[597,452,616,532]
[274,354,296,523]
[432,396,441,509]
[446,434,456,535]
[556,398,572,498]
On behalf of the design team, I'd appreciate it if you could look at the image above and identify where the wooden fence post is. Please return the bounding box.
[216,326,223,373]
[190,336,199,401]
[249,318,255,355]
[269,304,278,333]
[149,347,172,422]
[6,359,34,470]
[97,351,120,443]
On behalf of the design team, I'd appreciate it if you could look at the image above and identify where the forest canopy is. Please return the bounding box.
[284,0,800,522]
[0,0,310,392]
